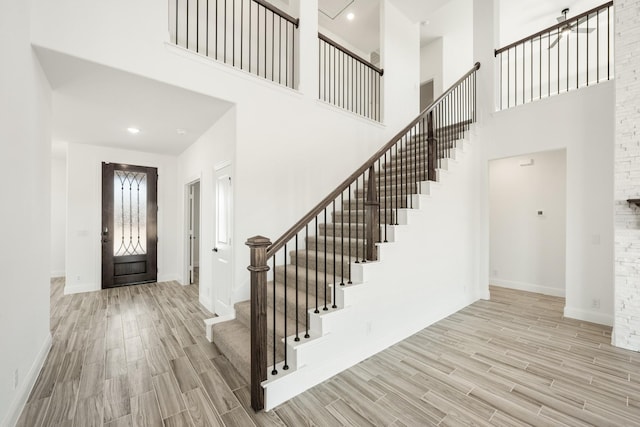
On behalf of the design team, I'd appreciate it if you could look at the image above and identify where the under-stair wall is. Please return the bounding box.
[260,130,487,410]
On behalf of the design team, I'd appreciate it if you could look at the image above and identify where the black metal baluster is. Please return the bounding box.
[318,39,321,100]
[394,142,399,224]
[597,9,600,83]
[278,18,281,84]
[196,0,199,53]
[239,0,242,66]
[515,45,517,105]
[232,0,234,65]
[263,7,266,78]
[586,13,589,86]
[508,50,515,107]
[332,201,337,309]
[607,6,610,80]
[566,29,569,92]
[271,256,277,375]
[176,0,179,45]
[223,0,226,62]
[530,38,533,102]
[348,184,352,284]
[361,174,366,263]
[323,208,328,310]
[340,192,344,286]
[187,0,190,49]
[539,35,542,99]
[305,225,310,338]
[384,151,389,242]
[248,0,250,71]
[283,246,289,370]
[355,179,359,264]
[314,217,319,313]
[291,21,294,88]
[294,234,299,342]
[286,22,289,87]
[576,17,579,89]
[499,52,503,109]
[377,158,382,242]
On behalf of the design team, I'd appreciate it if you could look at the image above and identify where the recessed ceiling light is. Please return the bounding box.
[176,128,187,135]
[127,127,140,134]
[347,12,355,21]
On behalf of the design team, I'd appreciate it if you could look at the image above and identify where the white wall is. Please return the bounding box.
[420,38,443,97]
[490,150,567,297]
[0,0,52,424]
[483,81,614,325]
[65,143,179,294]
[31,0,420,312]
[380,0,421,130]
[177,108,235,313]
[50,156,67,277]
[422,0,474,89]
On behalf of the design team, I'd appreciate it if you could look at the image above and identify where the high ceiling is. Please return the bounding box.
[318,0,381,57]
[36,48,232,156]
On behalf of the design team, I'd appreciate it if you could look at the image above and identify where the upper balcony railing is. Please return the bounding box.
[169,0,299,88]
[318,33,384,122]
[495,1,613,110]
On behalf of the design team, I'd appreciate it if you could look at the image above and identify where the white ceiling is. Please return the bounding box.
[35,48,232,156]
[499,0,607,46]
[318,0,381,57]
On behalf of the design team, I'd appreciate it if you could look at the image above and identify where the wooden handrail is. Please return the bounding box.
[495,1,613,56]
[318,33,384,76]
[253,0,299,27]
[266,62,480,258]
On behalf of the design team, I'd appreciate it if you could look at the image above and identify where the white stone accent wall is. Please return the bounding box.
[614,0,640,351]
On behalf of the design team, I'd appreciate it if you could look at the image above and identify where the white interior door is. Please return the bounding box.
[188,184,195,284]
[213,165,233,313]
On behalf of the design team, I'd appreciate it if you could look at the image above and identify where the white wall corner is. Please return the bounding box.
[563,306,613,327]
[1,334,52,427]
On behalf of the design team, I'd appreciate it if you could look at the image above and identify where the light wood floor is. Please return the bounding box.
[17,280,640,426]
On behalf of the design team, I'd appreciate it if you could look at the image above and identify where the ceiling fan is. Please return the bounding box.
[545,8,595,49]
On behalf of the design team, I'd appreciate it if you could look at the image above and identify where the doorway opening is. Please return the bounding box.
[489,149,567,297]
[101,162,158,288]
[420,80,434,111]
[187,180,201,285]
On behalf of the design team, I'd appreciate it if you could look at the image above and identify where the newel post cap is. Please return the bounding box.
[246,235,272,247]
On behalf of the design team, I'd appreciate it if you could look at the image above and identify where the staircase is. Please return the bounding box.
[206,63,481,410]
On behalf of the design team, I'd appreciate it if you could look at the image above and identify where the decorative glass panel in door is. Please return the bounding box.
[102,163,158,288]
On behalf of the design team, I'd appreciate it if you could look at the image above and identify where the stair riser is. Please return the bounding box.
[290,254,357,277]
[274,269,329,299]
[332,211,395,225]
[343,200,409,210]
[235,302,302,359]
[268,287,332,324]
[355,184,417,198]
[319,224,381,240]
[306,237,367,258]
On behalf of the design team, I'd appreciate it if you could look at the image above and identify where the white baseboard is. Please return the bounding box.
[564,306,613,327]
[64,282,98,295]
[1,334,52,427]
[158,274,180,283]
[491,278,565,297]
[49,271,65,278]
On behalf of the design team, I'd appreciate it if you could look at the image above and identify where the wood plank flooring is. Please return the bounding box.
[17,279,640,426]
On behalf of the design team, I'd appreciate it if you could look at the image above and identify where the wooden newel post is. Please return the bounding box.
[246,235,271,411]
[427,111,437,182]
[365,165,379,261]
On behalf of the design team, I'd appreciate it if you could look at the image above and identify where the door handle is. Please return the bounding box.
[213,248,218,252]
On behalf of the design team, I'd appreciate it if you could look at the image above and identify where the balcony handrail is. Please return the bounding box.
[266,61,480,258]
[318,32,383,76]
[253,0,299,27]
[495,0,613,55]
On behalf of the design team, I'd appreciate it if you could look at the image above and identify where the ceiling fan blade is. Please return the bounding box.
[548,35,562,49]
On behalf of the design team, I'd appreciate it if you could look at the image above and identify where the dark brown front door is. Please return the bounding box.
[102,162,158,288]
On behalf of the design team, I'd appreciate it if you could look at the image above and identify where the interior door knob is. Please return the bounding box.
[213,248,218,252]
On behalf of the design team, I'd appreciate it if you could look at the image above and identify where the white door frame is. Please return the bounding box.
[183,177,201,287]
